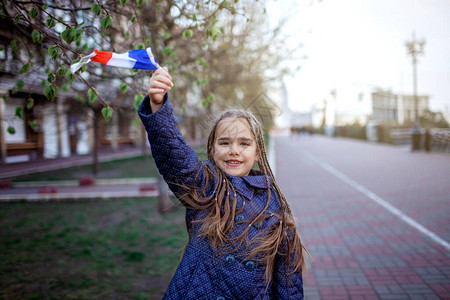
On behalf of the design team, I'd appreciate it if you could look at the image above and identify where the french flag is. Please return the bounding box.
[70,48,160,73]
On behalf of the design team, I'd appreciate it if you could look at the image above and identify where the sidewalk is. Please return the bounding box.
[275,134,450,299]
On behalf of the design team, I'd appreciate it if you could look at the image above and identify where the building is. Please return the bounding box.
[372,89,429,125]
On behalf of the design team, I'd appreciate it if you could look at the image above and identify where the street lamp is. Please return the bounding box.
[405,32,425,151]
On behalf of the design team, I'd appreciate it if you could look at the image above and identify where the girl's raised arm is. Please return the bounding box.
[138,68,213,206]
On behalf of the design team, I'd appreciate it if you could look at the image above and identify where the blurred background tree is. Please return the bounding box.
[1,0,302,171]
[1,0,299,118]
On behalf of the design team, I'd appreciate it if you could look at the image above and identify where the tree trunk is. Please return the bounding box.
[140,124,147,161]
[92,109,99,175]
[157,174,171,214]
[0,97,6,164]
[56,99,64,157]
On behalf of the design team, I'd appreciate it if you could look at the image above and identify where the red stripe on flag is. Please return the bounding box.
[91,50,113,65]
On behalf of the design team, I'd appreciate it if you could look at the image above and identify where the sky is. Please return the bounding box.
[269,0,450,116]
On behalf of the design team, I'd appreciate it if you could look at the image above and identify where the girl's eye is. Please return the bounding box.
[219,142,229,145]
[241,142,250,146]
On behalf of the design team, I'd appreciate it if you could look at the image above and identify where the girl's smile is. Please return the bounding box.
[212,117,259,177]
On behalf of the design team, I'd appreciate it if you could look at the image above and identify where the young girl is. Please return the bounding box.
[138,67,307,299]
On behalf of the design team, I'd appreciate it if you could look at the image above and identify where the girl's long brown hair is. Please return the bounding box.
[179,110,308,285]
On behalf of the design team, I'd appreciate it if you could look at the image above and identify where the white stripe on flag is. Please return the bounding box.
[107,53,136,69]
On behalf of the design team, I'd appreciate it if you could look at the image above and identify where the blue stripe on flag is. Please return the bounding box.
[128,49,159,70]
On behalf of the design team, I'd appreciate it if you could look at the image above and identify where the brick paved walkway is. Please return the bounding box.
[275,134,450,299]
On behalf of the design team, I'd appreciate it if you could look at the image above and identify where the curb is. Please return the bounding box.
[0,190,160,202]
[11,177,158,188]
[0,177,161,203]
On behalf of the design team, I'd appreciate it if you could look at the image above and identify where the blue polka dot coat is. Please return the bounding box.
[138,95,304,299]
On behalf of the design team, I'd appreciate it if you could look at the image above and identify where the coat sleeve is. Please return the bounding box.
[138,94,213,205]
[272,234,304,299]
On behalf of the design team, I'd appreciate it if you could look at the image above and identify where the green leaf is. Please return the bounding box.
[7,126,16,135]
[48,45,60,60]
[100,15,112,30]
[88,88,97,104]
[26,98,34,109]
[136,0,144,6]
[162,47,173,57]
[65,69,76,81]
[118,83,128,94]
[102,107,112,122]
[74,28,84,41]
[32,30,43,43]
[134,94,144,110]
[131,15,136,23]
[207,94,215,102]
[20,62,31,74]
[195,57,208,68]
[15,106,24,119]
[28,120,38,129]
[57,67,65,77]
[231,6,236,14]
[76,94,85,104]
[46,17,56,28]
[29,6,38,19]
[135,43,145,49]
[16,79,25,90]
[61,26,75,44]
[132,119,140,127]
[10,40,18,52]
[91,3,101,16]
[182,29,193,39]
[44,85,58,100]
[47,73,55,83]
[120,0,127,4]
[13,13,21,24]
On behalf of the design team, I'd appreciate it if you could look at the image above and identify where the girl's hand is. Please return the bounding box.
[148,67,173,110]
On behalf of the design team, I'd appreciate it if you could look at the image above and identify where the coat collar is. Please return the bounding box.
[204,161,272,200]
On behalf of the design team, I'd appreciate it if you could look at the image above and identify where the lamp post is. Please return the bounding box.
[405,32,425,151]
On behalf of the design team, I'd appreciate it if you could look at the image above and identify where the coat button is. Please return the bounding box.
[235,214,245,222]
[217,297,225,300]
[225,255,235,266]
[253,221,262,229]
[245,260,256,271]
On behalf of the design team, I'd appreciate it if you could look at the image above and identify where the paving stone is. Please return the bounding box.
[303,286,320,299]
[355,255,408,268]
[314,269,370,286]
[428,283,450,298]
[389,243,439,254]
[308,245,352,257]
[343,235,384,245]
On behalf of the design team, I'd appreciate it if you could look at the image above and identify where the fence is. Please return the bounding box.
[390,128,450,152]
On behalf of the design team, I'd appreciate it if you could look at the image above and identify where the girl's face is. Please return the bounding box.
[212,117,259,177]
